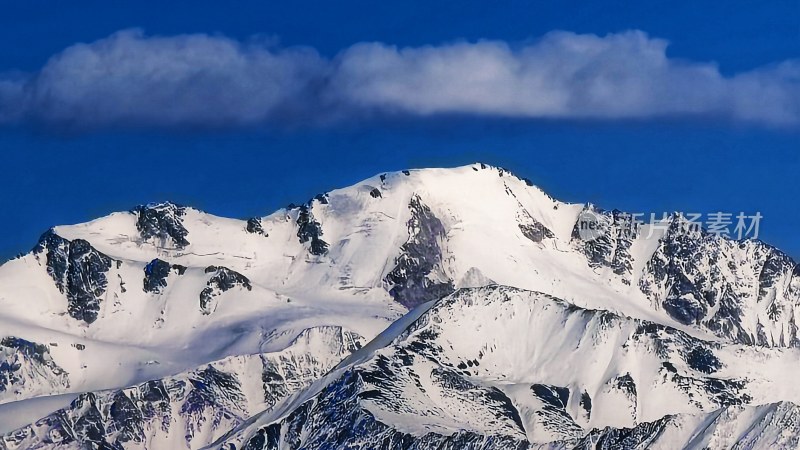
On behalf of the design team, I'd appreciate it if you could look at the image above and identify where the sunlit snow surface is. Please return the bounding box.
[1,164,800,449]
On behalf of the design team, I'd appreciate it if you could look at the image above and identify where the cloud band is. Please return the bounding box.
[1,29,798,129]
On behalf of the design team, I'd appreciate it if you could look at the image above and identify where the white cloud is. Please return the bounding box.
[2,29,326,128]
[1,29,799,129]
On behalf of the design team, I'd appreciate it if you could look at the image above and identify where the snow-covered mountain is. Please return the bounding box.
[1,163,799,449]
[216,286,800,449]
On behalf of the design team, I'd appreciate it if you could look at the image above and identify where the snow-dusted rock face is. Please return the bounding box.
[639,216,800,347]
[384,195,454,309]
[244,218,267,236]
[294,204,328,256]
[199,266,252,314]
[570,206,638,283]
[133,202,191,249]
[143,259,187,294]
[33,230,115,324]
[1,163,800,449]
[0,337,68,404]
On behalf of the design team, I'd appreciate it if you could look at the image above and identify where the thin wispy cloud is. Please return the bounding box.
[1,28,798,129]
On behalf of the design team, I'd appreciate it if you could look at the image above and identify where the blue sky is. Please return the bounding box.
[0,0,799,259]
